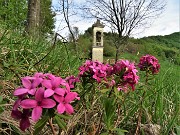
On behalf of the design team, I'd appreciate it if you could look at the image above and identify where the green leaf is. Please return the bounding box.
[103,97,116,130]
[100,88,110,93]
[100,132,109,135]
[113,128,128,135]
[3,61,10,68]
[165,92,180,134]
[48,108,55,118]
[175,125,180,135]
[0,107,4,114]
[10,124,22,135]
[114,88,123,100]
[57,114,71,120]
[34,116,49,135]
[0,96,3,103]
[54,115,67,131]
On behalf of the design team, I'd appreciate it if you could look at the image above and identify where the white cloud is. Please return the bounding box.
[136,0,180,37]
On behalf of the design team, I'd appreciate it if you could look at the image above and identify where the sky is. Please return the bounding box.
[52,0,180,38]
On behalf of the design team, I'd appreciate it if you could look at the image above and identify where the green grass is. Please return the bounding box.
[0,30,179,135]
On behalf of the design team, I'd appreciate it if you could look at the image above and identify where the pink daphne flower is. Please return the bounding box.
[12,72,80,131]
[11,109,31,131]
[42,75,67,98]
[20,88,56,121]
[78,60,94,77]
[90,61,108,83]
[54,91,80,114]
[78,60,112,83]
[113,60,139,91]
[138,54,160,74]
[14,76,43,96]
[65,75,80,89]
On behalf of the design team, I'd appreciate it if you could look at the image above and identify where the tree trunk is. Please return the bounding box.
[115,48,119,62]
[25,0,40,37]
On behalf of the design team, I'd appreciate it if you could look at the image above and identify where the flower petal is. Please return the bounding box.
[32,78,43,88]
[34,72,44,78]
[28,88,36,95]
[22,109,31,117]
[52,77,62,87]
[65,92,78,103]
[42,80,52,89]
[44,73,55,80]
[65,83,70,92]
[40,99,56,108]
[21,99,37,109]
[54,88,65,96]
[14,88,28,96]
[12,99,21,110]
[53,94,64,103]
[20,117,30,131]
[61,79,67,86]
[32,106,42,122]
[57,103,65,114]
[44,89,54,98]
[35,88,44,101]
[11,110,22,119]
[65,103,74,114]
[22,78,31,89]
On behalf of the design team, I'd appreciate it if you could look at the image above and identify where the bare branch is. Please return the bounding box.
[81,0,166,60]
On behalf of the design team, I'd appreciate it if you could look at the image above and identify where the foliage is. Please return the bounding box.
[134,32,180,65]
[0,0,27,31]
[0,25,179,135]
[40,0,55,36]
[0,29,83,134]
[0,0,55,37]
[78,27,180,65]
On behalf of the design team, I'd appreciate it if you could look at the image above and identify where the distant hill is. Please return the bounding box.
[123,32,180,65]
[139,32,180,49]
[78,31,180,64]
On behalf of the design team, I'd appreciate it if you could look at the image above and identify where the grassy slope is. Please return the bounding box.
[0,29,179,134]
[140,32,180,49]
[118,32,180,64]
[117,32,180,134]
[78,32,180,134]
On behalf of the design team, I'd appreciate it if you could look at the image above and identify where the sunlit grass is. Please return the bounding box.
[0,30,179,134]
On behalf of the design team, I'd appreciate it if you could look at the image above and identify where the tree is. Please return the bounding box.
[25,0,40,36]
[54,0,80,51]
[68,26,79,42]
[40,0,55,36]
[84,27,93,37]
[25,0,55,37]
[61,0,76,43]
[83,0,166,61]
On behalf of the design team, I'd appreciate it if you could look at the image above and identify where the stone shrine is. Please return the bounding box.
[92,20,105,62]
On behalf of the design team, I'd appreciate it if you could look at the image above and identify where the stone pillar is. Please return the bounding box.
[92,20,104,63]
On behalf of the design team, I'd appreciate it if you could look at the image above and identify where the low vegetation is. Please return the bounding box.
[0,29,179,134]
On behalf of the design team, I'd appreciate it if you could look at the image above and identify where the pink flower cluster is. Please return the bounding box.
[65,75,80,89]
[138,54,160,74]
[113,60,139,91]
[78,60,110,83]
[11,73,79,131]
[78,60,139,92]
[11,55,160,131]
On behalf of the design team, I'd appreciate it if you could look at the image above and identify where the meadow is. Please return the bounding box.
[0,30,179,135]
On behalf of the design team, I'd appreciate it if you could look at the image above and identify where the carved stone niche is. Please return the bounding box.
[92,20,105,62]
[96,31,101,46]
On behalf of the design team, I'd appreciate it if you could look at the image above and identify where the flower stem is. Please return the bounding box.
[48,118,56,135]
[108,86,114,97]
